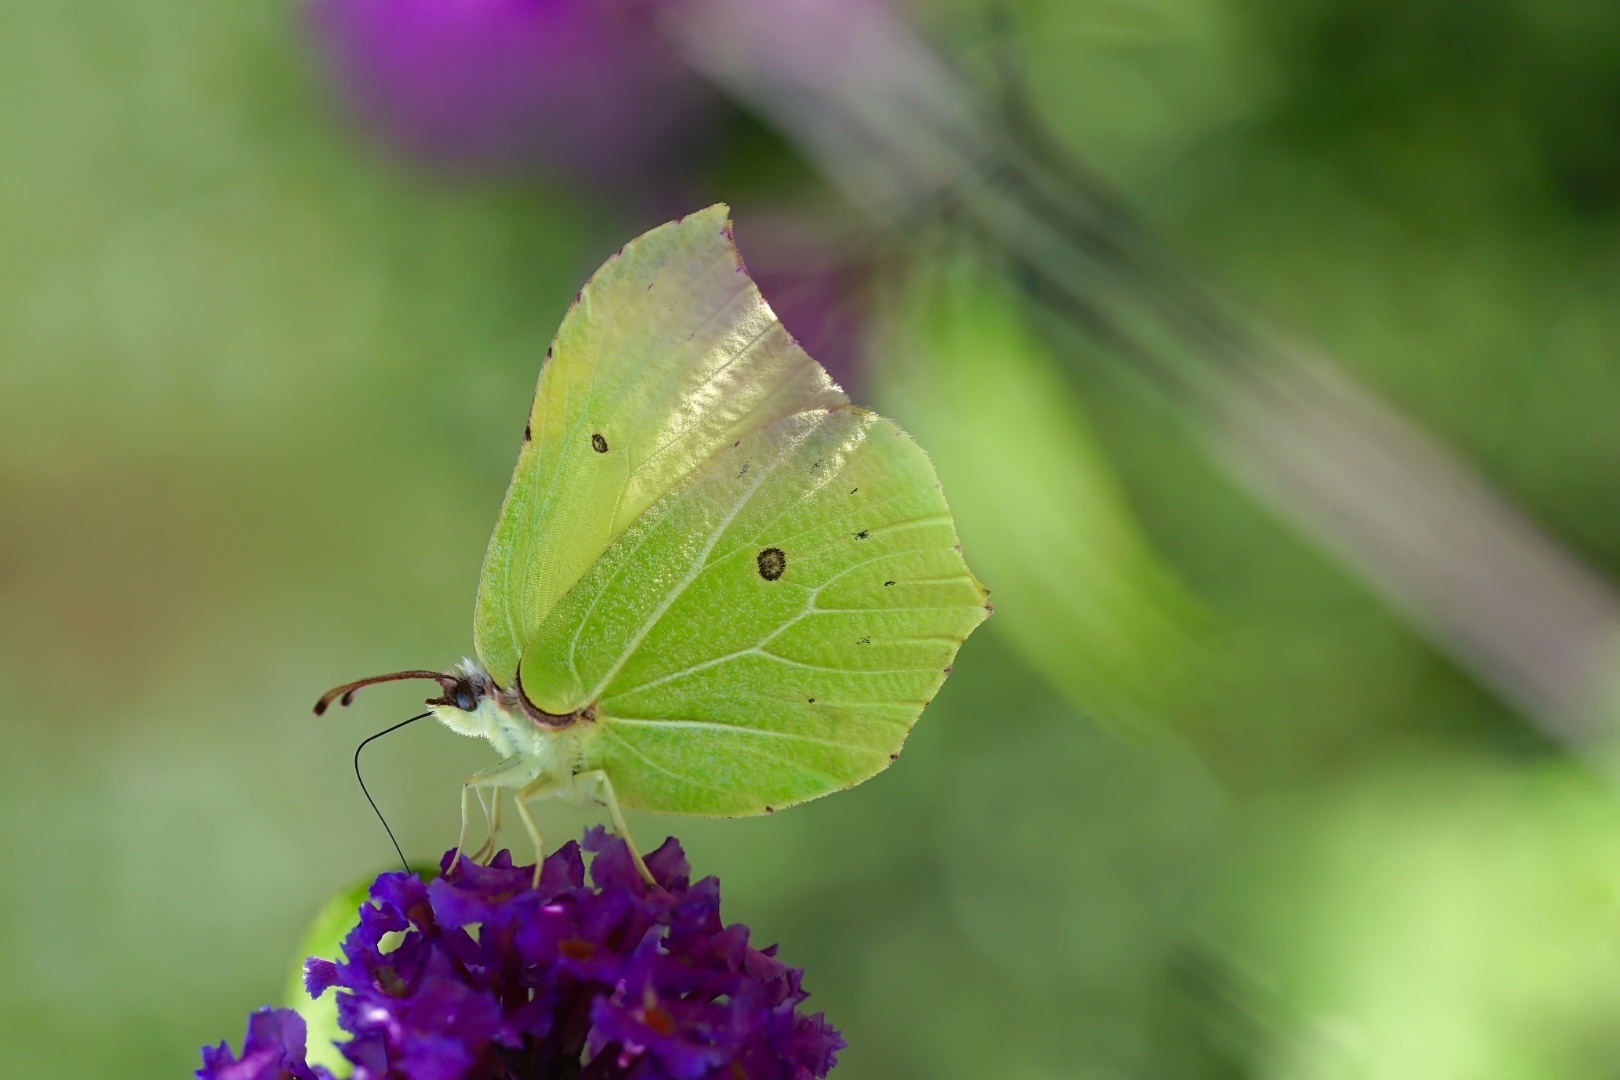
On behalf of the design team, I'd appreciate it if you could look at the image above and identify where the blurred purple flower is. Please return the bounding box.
[205,829,843,1080]
[197,1007,335,1080]
[309,0,719,182]
[738,211,875,392]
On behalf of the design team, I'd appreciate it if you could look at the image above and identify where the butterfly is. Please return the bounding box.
[317,206,989,883]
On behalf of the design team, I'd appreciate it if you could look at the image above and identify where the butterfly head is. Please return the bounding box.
[426,661,512,741]
[432,660,496,713]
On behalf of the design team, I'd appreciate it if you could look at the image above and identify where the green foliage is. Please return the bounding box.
[1204,760,1620,1078]
[877,252,1200,731]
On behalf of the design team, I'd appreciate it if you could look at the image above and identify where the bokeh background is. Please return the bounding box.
[6,0,1620,1076]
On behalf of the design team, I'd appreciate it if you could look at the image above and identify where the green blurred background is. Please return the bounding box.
[6,0,1620,1076]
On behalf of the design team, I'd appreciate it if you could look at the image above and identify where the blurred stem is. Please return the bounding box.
[665,0,1620,753]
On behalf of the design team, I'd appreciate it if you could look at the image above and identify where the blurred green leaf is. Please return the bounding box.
[283,877,370,1077]
[875,250,1202,731]
[1204,758,1620,1079]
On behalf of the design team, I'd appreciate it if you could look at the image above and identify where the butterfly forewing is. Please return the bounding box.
[474,205,848,687]
[517,407,990,816]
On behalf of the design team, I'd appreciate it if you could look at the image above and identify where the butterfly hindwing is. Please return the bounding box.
[473,205,848,686]
[517,407,990,816]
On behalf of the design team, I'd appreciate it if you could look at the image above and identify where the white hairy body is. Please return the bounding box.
[426,661,642,880]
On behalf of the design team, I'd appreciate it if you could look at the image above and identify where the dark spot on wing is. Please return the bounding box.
[811,460,821,470]
[807,697,815,704]
[523,423,531,442]
[856,636,871,645]
[738,461,749,478]
[883,580,895,586]
[889,753,899,761]
[756,548,786,581]
[850,487,858,494]
[764,806,775,813]
[856,530,869,540]
[591,433,609,453]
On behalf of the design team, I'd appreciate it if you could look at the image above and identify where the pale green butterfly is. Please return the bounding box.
[317,205,989,883]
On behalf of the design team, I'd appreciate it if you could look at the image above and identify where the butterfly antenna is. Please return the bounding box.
[354,711,431,873]
[314,670,454,716]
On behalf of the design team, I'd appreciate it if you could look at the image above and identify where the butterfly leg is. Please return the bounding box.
[572,769,653,886]
[469,787,492,854]
[455,785,476,870]
[513,775,567,888]
[453,756,537,871]
[487,789,506,856]
[469,787,502,863]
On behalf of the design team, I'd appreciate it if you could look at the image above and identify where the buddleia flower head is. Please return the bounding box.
[200,829,844,1080]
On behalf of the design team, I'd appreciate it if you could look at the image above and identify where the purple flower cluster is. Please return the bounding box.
[198,830,843,1080]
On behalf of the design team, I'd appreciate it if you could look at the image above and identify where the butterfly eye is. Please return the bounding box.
[453,681,478,711]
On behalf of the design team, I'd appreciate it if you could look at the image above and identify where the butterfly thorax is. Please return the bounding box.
[428,660,598,777]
